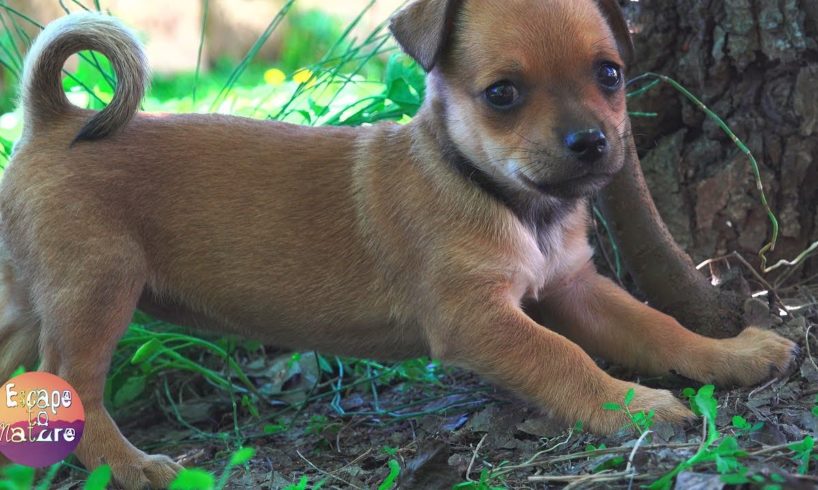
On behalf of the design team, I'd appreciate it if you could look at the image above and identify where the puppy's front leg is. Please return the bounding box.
[426,288,693,434]
[530,263,799,387]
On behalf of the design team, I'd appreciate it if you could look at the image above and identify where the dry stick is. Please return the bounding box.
[530,442,806,487]
[465,434,488,482]
[295,450,362,490]
[333,448,373,476]
[748,377,784,399]
[491,428,576,476]
[805,324,818,373]
[766,241,818,275]
[566,473,656,489]
[625,430,653,489]
[529,470,650,485]
[536,442,699,467]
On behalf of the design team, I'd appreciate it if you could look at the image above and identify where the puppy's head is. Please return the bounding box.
[391,0,633,200]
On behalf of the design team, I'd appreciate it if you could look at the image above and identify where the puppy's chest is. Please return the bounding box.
[511,220,593,302]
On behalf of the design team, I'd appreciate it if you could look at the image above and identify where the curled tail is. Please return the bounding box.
[21,12,149,142]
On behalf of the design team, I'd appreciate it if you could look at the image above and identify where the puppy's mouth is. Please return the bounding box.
[519,172,615,198]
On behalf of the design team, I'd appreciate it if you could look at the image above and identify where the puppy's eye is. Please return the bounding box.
[484,81,519,108]
[596,63,623,90]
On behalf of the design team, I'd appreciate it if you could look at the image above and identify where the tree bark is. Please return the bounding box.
[600,0,818,337]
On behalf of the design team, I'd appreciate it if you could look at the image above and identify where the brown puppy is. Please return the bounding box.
[0,1,799,488]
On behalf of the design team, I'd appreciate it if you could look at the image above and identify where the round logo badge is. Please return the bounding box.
[0,372,85,467]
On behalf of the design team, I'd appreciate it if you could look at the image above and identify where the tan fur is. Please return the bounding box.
[0,2,798,488]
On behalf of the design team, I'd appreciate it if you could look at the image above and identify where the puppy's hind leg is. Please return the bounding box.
[0,255,39,383]
[34,239,181,489]
[0,254,39,468]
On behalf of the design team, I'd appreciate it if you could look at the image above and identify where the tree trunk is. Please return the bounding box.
[600,131,745,338]
[601,0,818,336]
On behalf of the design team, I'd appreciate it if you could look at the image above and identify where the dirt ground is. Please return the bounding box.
[47,294,818,490]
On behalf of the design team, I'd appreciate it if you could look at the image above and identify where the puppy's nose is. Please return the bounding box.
[565,129,608,163]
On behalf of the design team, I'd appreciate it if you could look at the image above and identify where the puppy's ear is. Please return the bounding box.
[595,0,635,66]
[389,0,460,72]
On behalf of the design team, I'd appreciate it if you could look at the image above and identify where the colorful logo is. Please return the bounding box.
[0,372,85,467]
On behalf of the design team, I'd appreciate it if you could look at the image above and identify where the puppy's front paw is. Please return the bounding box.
[110,453,182,490]
[585,384,695,434]
[720,326,801,386]
[689,327,800,387]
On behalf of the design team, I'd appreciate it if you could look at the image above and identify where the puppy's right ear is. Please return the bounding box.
[595,0,635,67]
[389,0,460,72]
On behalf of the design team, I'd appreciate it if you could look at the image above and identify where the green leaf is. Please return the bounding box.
[229,447,256,466]
[732,415,750,430]
[377,459,401,490]
[131,338,162,365]
[720,473,750,484]
[715,455,744,475]
[715,436,745,456]
[169,469,215,490]
[693,385,717,420]
[307,98,329,118]
[693,385,718,442]
[602,402,621,411]
[0,465,35,490]
[624,388,635,407]
[789,436,814,452]
[83,465,112,490]
[788,435,814,474]
[113,375,146,408]
[263,423,287,435]
[241,395,260,418]
[592,456,626,473]
[317,355,333,374]
[282,476,309,490]
[386,79,419,108]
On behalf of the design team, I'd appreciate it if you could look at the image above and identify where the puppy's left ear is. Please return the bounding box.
[389,0,461,72]
[595,0,634,67]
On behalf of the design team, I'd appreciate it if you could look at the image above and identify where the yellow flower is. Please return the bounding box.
[264,68,286,86]
[292,69,314,85]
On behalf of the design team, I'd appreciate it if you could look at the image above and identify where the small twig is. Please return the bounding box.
[563,473,654,489]
[805,324,818,373]
[536,442,698,467]
[626,430,653,490]
[529,470,641,485]
[793,474,818,483]
[296,450,362,489]
[466,434,488,482]
[748,377,781,399]
[765,240,818,274]
[334,448,373,476]
[492,428,575,476]
[746,442,803,458]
